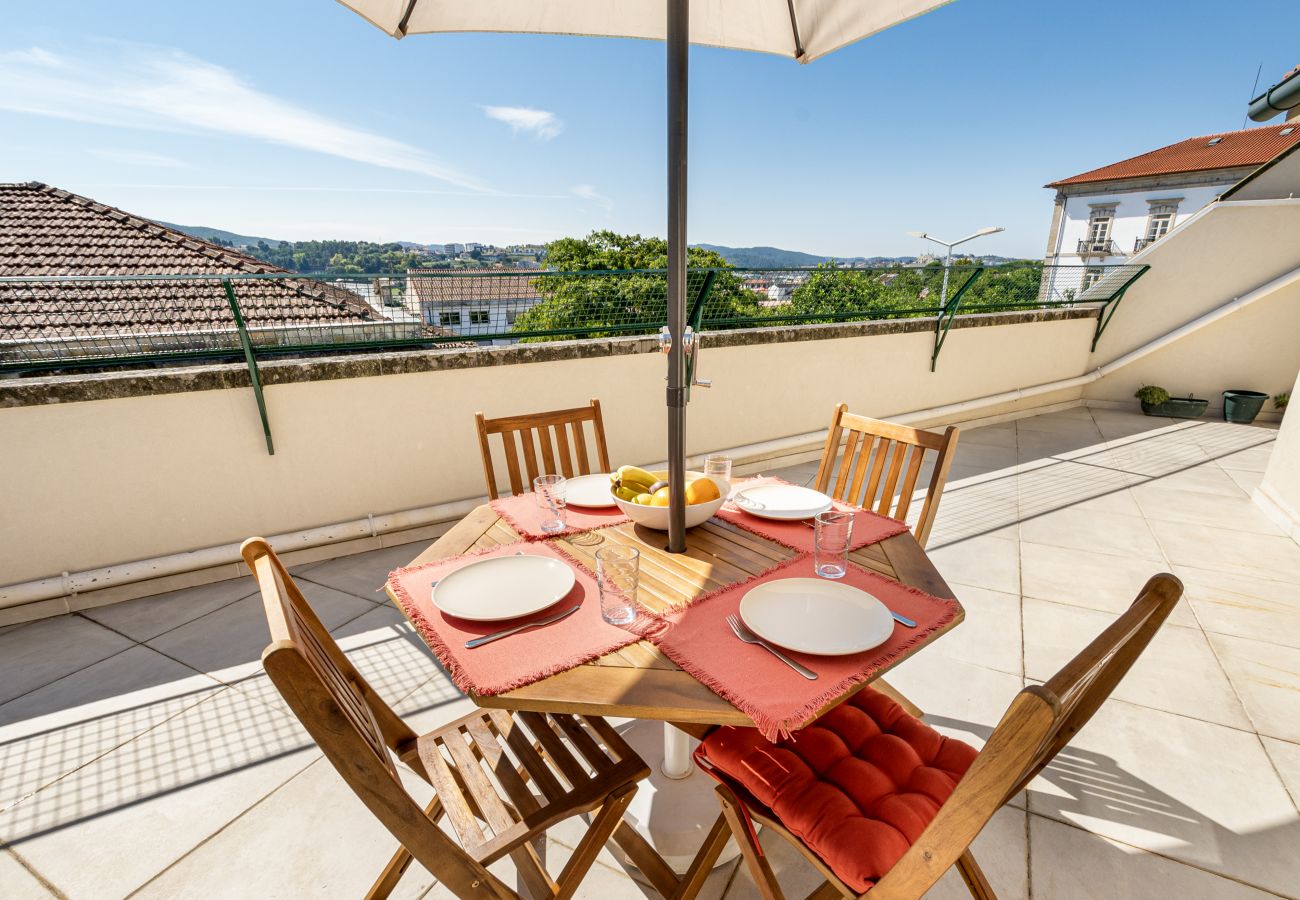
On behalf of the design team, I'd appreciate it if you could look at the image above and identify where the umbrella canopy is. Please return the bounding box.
[340,1,950,62]
[335,0,952,551]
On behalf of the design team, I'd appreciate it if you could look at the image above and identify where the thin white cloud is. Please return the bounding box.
[482,105,564,141]
[89,148,190,169]
[0,44,485,191]
[572,184,614,212]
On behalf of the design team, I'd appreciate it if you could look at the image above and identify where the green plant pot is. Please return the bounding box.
[1140,398,1209,418]
[1223,390,1268,424]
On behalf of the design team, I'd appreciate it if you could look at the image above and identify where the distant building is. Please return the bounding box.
[407,270,544,345]
[1043,122,1300,281]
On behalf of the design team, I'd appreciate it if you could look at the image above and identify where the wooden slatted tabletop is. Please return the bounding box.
[390,505,962,735]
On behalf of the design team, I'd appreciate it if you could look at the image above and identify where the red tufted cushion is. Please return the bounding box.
[699,686,977,892]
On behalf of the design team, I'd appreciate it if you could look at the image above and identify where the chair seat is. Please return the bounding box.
[699,686,977,893]
[401,707,649,865]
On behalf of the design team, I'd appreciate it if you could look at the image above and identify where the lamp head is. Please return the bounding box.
[975,226,1005,237]
[906,231,928,239]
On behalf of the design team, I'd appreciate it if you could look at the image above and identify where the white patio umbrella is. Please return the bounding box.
[336,0,952,554]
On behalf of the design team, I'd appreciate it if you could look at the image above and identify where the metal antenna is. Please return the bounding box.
[1243,62,1263,131]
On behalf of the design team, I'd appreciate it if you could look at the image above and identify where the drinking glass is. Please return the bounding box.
[595,545,640,625]
[533,474,567,533]
[703,454,733,483]
[814,510,854,579]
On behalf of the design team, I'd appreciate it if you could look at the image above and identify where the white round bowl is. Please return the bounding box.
[611,470,731,531]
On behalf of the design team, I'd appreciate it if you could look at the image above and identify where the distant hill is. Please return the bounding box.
[694,244,833,268]
[159,222,283,248]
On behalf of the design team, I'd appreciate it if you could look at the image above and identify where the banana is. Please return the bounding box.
[612,465,658,494]
[613,485,640,502]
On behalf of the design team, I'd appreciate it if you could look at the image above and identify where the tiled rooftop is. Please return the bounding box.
[0,182,380,340]
[1,407,1297,899]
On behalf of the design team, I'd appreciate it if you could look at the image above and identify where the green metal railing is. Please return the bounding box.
[0,263,1148,453]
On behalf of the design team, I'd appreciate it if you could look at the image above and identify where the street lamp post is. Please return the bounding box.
[907,227,1005,310]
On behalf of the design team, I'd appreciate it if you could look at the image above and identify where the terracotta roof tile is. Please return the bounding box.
[1046,123,1300,188]
[0,182,382,342]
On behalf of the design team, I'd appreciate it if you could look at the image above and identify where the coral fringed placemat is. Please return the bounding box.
[490,491,629,540]
[647,555,961,741]
[715,477,909,555]
[387,541,641,695]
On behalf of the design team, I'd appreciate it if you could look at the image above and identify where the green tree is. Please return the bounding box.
[785,263,954,322]
[510,231,761,339]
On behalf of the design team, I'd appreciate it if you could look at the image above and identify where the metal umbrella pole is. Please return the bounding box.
[665,0,689,553]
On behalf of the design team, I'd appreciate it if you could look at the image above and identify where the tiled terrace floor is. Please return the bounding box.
[2,407,1297,899]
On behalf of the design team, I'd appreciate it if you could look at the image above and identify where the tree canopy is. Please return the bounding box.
[510,231,761,338]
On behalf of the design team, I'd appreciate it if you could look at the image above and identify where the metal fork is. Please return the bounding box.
[725,614,818,680]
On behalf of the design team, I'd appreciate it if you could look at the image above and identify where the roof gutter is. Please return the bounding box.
[1249,70,1300,122]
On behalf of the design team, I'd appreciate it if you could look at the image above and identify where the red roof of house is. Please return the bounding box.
[1047,123,1300,188]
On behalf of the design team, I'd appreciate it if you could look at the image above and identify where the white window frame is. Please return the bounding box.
[1143,198,1181,244]
[468,309,491,325]
[439,310,462,327]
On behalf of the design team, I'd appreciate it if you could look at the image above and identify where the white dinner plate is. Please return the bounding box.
[732,484,833,521]
[432,555,576,622]
[739,578,894,656]
[565,473,618,508]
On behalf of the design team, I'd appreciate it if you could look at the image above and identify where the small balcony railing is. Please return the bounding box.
[1077,238,1120,256]
[1133,236,1163,252]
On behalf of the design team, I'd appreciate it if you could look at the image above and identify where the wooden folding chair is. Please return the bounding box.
[690,573,1184,900]
[813,403,960,549]
[475,399,611,499]
[243,537,692,899]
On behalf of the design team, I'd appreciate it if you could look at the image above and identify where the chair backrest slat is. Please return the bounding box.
[813,403,960,548]
[475,400,611,499]
[872,573,1183,899]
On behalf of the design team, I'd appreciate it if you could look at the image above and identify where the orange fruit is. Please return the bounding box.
[649,486,672,506]
[686,478,721,505]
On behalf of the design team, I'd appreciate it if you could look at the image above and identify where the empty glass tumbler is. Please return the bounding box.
[703,454,733,483]
[595,545,640,625]
[533,474,568,533]
[814,510,854,579]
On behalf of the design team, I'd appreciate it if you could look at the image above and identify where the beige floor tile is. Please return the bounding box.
[1022,598,1251,730]
[1260,737,1300,812]
[959,422,1018,448]
[1019,542,1193,626]
[1136,461,1255,498]
[293,539,433,598]
[1028,815,1277,899]
[1207,633,1300,744]
[951,442,1019,472]
[1147,520,1300,582]
[1223,466,1265,495]
[0,686,318,899]
[1026,700,1300,895]
[1016,459,1141,521]
[1016,410,1102,435]
[924,535,1021,594]
[1015,431,1108,464]
[0,616,135,706]
[1175,566,1300,649]
[132,756,438,900]
[1089,438,1214,479]
[1130,483,1284,535]
[933,583,1022,676]
[1208,440,1277,473]
[1018,506,1163,561]
[146,581,375,686]
[81,576,258,643]
[0,849,56,899]
[920,481,1019,545]
[0,645,221,809]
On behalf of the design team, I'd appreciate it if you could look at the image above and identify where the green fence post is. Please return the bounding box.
[930,267,983,371]
[222,279,275,455]
[683,269,718,400]
[1090,265,1150,352]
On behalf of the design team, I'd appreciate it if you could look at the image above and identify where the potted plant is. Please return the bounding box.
[1135,385,1209,418]
[1275,392,1290,417]
[1222,389,1269,424]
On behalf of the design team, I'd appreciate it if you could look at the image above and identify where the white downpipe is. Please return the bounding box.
[5,263,1298,612]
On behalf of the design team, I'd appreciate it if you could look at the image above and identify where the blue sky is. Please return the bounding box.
[1,0,1295,257]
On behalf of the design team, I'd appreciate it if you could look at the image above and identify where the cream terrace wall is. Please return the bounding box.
[1257,366,1300,543]
[0,312,1096,585]
[1085,199,1300,408]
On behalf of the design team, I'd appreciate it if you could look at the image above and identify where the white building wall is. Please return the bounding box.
[1051,182,1229,262]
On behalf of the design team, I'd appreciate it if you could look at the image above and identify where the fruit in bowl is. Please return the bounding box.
[609,466,729,530]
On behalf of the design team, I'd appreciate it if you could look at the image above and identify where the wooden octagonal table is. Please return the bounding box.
[389,503,963,873]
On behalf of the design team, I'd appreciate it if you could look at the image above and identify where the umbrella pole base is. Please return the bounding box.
[609,720,740,875]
